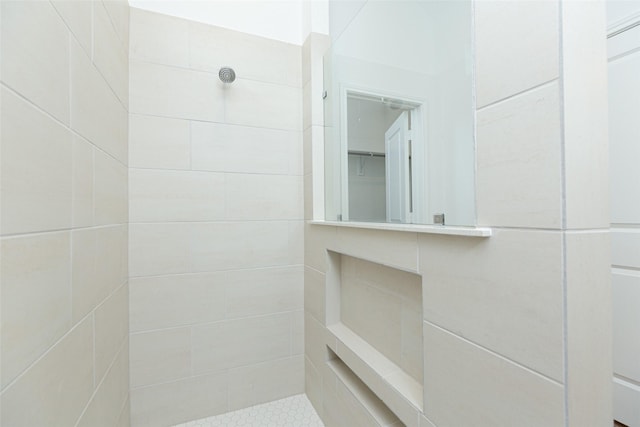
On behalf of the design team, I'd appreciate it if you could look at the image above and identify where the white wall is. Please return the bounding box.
[129,0,328,45]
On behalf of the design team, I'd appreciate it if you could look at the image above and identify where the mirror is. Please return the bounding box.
[323,0,476,226]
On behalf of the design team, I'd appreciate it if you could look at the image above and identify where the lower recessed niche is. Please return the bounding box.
[330,252,423,384]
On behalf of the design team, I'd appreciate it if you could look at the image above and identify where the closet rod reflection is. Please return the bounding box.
[348,150,385,158]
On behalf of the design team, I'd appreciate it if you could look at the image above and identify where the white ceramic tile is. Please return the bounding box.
[72,135,94,228]
[51,0,92,56]
[102,0,129,47]
[565,231,612,426]
[612,228,640,269]
[304,224,336,273]
[227,356,305,411]
[189,221,293,273]
[70,37,128,164]
[130,372,228,427]
[418,229,563,382]
[224,174,303,221]
[94,149,128,226]
[173,394,323,427]
[130,60,225,122]
[189,21,301,88]
[72,225,127,322]
[191,313,293,374]
[305,266,326,324]
[130,327,191,388]
[305,356,323,418]
[561,0,609,230]
[94,1,128,106]
[129,114,190,170]
[613,270,640,379]
[129,169,225,222]
[1,0,70,123]
[94,283,129,383]
[1,232,71,388]
[475,0,559,107]
[116,398,132,427]
[293,309,305,356]
[76,341,129,427]
[129,223,192,277]
[225,266,303,319]
[329,358,401,427]
[224,78,302,131]
[341,262,403,372]
[609,51,640,224]
[0,317,93,427]
[423,322,564,427]
[476,82,562,229]
[190,121,300,175]
[1,88,73,235]
[333,227,419,273]
[129,272,226,333]
[288,220,305,266]
[130,7,189,67]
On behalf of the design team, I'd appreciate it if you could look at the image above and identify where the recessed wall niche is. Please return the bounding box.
[326,251,423,386]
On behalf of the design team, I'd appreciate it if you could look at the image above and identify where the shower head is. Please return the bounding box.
[218,67,236,84]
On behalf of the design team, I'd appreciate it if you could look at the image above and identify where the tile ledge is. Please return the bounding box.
[310,220,492,237]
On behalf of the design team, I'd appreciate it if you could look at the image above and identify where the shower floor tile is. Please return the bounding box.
[173,394,324,427]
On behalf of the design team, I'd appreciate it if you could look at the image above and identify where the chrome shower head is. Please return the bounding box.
[218,67,236,84]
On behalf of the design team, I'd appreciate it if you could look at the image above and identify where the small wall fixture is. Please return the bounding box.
[218,67,236,83]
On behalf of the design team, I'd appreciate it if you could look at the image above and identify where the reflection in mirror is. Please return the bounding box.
[324,0,475,226]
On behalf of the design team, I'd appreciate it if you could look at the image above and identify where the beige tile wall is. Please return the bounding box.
[303,1,611,425]
[127,8,304,426]
[0,1,130,426]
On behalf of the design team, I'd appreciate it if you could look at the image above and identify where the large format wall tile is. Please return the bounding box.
[224,78,302,131]
[129,114,190,170]
[477,82,562,229]
[189,20,302,88]
[95,283,129,383]
[70,38,128,164]
[1,88,73,235]
[130,372,227,427]
[423,323,564,427]
[94,1,129,106]
[191,313,293,374]
[1,318,94,427]
[475,0,559,108]
[1,232,72,388]
[419,229,563,382]
[130,61,224,122]
[129,169,226,222]
[129,273,226,332]
[190,122,300,175]
[130,327,191,388]
[51,0,92,56]
[130,7,189,67]
[1,0,69,124]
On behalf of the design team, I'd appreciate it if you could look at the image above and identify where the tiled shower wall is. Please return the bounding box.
[303,2,611,426]
[1,1,130,426]
[127,9,304,427]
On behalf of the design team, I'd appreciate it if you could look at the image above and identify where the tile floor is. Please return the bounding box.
[173,394,324,427]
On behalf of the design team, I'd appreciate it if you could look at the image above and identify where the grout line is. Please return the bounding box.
[128,165,302,177]
[129,264,305,281]
[129,58,303,90]
[557,1,569,425]
[130,354,304,392]
[129,111,303,134]
[130,309,304,336]
[1,83,128,168]
[476,78,560,112]
[425,320,565,388]
[1,222,127,240]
